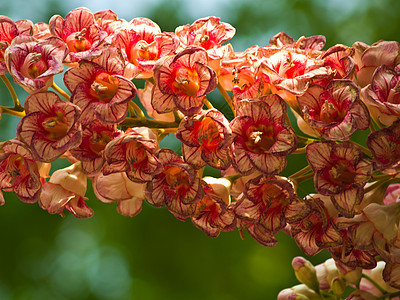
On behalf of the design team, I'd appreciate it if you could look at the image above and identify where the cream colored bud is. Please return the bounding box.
[203,176,231,205]
[49,162,87,197]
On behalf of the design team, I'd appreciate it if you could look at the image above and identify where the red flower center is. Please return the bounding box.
[319,100,344,124]
[24,53,48,79]
[90,72,119,103]
[41,111,68,141]
[327,160,356,186]
[170,66,200,97]
[245,124,275,153]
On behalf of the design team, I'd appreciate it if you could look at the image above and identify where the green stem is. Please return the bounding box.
[291,172,314,184]
[1,75,21,109]
[1,106,26,117]
[381,290,400,299]
[361,273,386,295]
[217,82,235,115]
[129,101,146,119]
[173,111,181,123]
[120,117,180,129]
[289,164,312,179]
[364,177,398,194]
[204,98,214,109]
[51,82,70,101]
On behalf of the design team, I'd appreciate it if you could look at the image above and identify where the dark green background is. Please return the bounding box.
[1,0,399,299]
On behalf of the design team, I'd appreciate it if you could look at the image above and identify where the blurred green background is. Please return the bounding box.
[1,0,399,299]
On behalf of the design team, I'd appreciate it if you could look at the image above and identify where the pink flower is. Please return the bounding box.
[353,40,400,88]
[367,119,400,171]
[93,172,146,217]
[191,177,236,237]
[152,47,217,116]
[0,16,21,75]
[39,162,93,218]
[289,196,342,256]
[307,141,372,217]
[64,46,137,125]
[114,18,179,79]
[269,32,326,51]
[17,91,82,162]
[298,79,370,141]
[49,7,108,64]
[103,127,162,183]
[0,139,41,203]
[176,109,232,170]
[4,36,67,93]
[361,65,400,126]
[260,46,331,98]
[229,96,297,175]
[234,175,306,234]
[145,148,203,220]
[69,120,123,175]
[175,16,235,61]
[322,44,357,80]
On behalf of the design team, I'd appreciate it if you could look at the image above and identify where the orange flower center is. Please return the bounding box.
[197,117,220,150]
[126,141,147,165]
[89,131,112,154]
[90,72,119,103]
[6,154,27,185]
[41,111,68,140]
[165,165,189,193]
[129,40,158,65]
[171,67,200,97]
[66,31,92,53]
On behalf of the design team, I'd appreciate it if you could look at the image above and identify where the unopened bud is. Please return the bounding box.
[292,257,320,293]
[331,277,346,296]
[278,284,320,300]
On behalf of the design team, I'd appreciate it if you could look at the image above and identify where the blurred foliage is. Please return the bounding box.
[0,0,399,299]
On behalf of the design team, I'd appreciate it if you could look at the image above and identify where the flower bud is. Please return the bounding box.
[315,258,339,290]
[278,284,320,300]
[331,277,346,296]
[49,162,87,197]
[292,257,320,293]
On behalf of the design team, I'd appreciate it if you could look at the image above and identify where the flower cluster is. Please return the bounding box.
[1,8,400,298]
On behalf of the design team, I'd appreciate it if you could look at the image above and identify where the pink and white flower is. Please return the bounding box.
[306,141,373,217]
[64,46,137,125]
[152,47,217,116]
[0,139,41,203]
[17,91,82,162]
[5,35,67,93]
[103,127,162,183]
[230,96,297,175]
[176,109,232,170]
